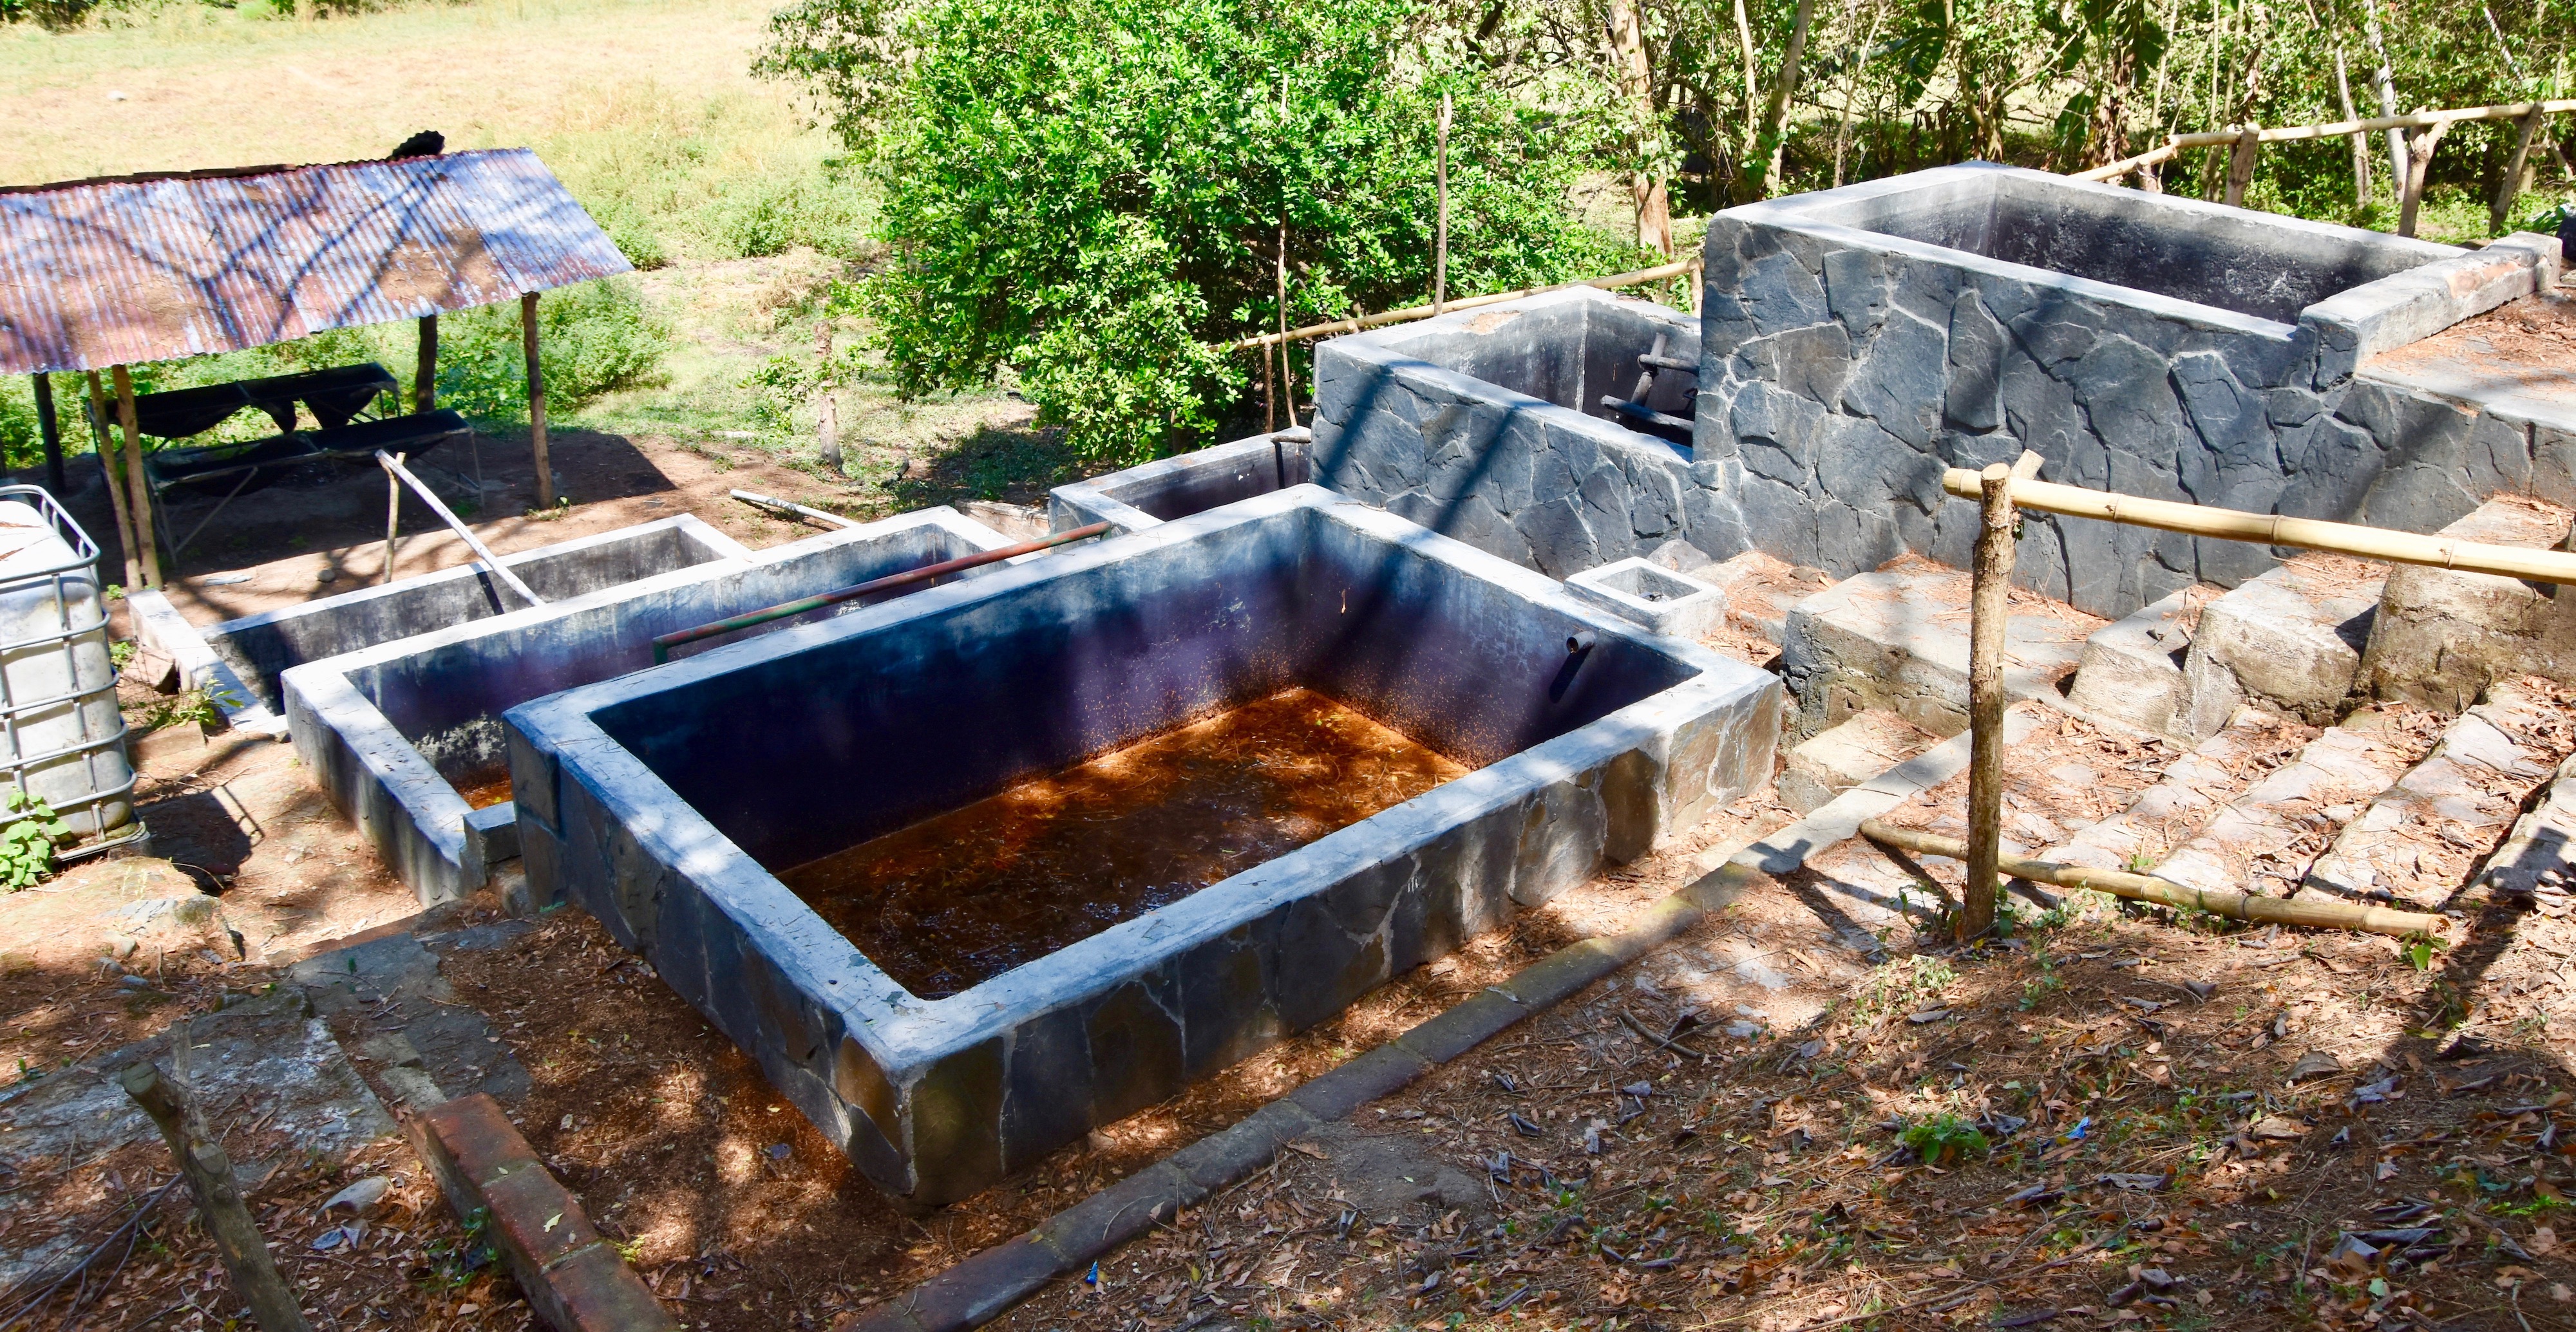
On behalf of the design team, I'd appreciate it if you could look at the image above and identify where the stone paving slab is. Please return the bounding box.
[2298,680,2576,909]
[1779,563,2102,739]
[2185,553,2387,730]
[2049,708,2317,876]
[2064,588,2204,741]
[2148,705,2447,899]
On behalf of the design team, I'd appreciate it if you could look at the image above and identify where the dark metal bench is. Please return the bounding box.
[129,362,399,439]
[145,409,473,559]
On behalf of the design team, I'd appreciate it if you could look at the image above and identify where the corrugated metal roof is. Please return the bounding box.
[0,148,631,375]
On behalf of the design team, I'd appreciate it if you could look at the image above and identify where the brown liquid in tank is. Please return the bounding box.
[453,770,514,811]
[777,688,1473,999]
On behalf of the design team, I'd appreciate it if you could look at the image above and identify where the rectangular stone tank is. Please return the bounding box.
[131,516,750,735]
[1313,286,1708,579]
[1696,162,2552,616]
[281,509,1013,906]
[502,487,1781,1204]
[1048,429,1313,535]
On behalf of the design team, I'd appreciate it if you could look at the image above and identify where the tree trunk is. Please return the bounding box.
[2359,0,2409,198]
[1605,0,1672,252]
[1748,0,1817,198]
[2494,106,2544,233]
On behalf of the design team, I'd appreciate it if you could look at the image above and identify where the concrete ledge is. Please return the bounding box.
[831,736,1906,1332]
[1047,431,1311,536]
[406,1094,676,1332]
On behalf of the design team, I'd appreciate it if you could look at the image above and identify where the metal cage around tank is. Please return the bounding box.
[0,485,138,847]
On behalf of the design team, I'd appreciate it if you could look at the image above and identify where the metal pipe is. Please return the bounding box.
[729,488,859,529]
[374,451,544,607]
[650,522,1111,664]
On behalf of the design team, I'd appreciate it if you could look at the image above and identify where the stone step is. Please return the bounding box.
[1777,707,1938,815]
[2359,496,2573,714]
[2146,704,2448,899]
[2296,678,2576,909]
[2468,742,2576,921]
[1779,557,2105,740]
[2063,587,2210,741]
[1683,548,1832,652]
[2182,552,2387,733]
[2049,706,2318,875]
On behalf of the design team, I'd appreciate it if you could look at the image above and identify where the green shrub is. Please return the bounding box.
[719,173,875,259]
[769,0,1633,464]
[1898,1113,1991,1165]
[433,279,671,425]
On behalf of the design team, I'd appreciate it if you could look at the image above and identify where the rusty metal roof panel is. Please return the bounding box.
[0,148,630,375]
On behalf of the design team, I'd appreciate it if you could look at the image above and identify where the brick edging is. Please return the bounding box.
[834,734,1984,1332]
[407,1094,679,1332]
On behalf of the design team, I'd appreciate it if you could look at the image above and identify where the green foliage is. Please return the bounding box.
[137,682,241,734]
[433,280,672,426]
[770,0,1636,463]
[0,791,69,892]
[1898,1112,1991,1165]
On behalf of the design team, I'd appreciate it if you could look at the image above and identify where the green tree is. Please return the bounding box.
[766,0,1638,463]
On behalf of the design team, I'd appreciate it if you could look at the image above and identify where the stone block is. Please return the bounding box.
[2187,554,2385,725]
[2064,588,2202,739]
[1777,708,1938,814]
[1565,557,1728,639]
[2359,496,2571,713]
[1777,564,2100,739]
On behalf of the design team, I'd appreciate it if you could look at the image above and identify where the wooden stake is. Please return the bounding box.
[521,292,554,509]
[2223,124,2262,206]
[2333,47,2371,209]
[1859,819,2447,937]
[84,373,141,590]
[31,373,66,494]
[2494,106,2546,232]
[109,365,162,589]
[1434,91,1452,314]
[1962,456,2029,942]
[414,314,439,414]
[383,451,406,585]
[1276,223,1298,430]
[118,1055,312,1332]
[816,323,843,475]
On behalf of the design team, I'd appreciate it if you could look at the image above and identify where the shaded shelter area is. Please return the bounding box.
[0,146,629,588]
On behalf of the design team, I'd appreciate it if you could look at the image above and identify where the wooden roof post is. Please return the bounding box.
[109,365,162,588]
[82,372,141,590]
[415,314,439,414]
[520,292,554,510]
[30,373,66,496]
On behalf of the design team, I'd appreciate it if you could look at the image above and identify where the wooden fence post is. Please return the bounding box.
[1434,91,1451,314]
[2494,106,2548,233]
[1962,450,2042,943]
[521,292,554,509]
[2398,112,2452,238]
[383,451,406,584]
[2224,125,2263,207]
[119,1058,312,1332]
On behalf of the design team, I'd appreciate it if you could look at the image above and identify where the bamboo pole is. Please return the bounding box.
[82,373,141,590]
[1857,819,2447,937]
[1221,256,1702,353]
[109,366,162,589]
[118,1056,313,1331]
[1941,469,2576,585]
[521,292,554,510]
